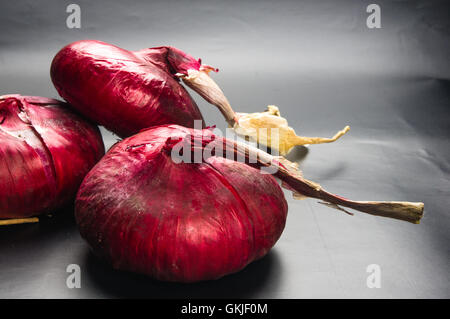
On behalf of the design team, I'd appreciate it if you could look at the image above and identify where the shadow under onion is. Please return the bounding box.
[83,247,282,298]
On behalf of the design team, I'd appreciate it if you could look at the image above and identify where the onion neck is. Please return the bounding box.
[179,69,237,127]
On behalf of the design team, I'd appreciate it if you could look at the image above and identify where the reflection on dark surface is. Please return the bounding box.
[83,249,281,299]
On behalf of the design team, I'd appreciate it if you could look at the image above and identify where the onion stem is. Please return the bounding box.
[181,70,237,127]
[187,133,424,224]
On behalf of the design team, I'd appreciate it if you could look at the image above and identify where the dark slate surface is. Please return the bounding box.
[0,0,449,298]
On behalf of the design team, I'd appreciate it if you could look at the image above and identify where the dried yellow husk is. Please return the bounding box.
[233,105,350,155]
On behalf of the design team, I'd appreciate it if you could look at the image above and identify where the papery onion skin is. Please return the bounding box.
[50,40,206,138]
[0,95,105,219]
[75,125,287,282]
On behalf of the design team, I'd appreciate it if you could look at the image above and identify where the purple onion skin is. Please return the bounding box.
[75,125,287,282]
[50,40,206,138]
[0,95,105,219]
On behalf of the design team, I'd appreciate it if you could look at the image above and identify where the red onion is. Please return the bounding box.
[75,125,423,282]
[75,125,288,282]
[50,40,212,138]
[0,95,105,221]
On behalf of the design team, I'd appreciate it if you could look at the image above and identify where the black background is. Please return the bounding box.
[0,0,449,298]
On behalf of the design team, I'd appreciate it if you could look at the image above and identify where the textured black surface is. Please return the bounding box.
[0,0,449,298]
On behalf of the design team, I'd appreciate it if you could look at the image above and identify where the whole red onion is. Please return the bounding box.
[50,40,214,138]
[0,95,105,219]
[75,125,288,282]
